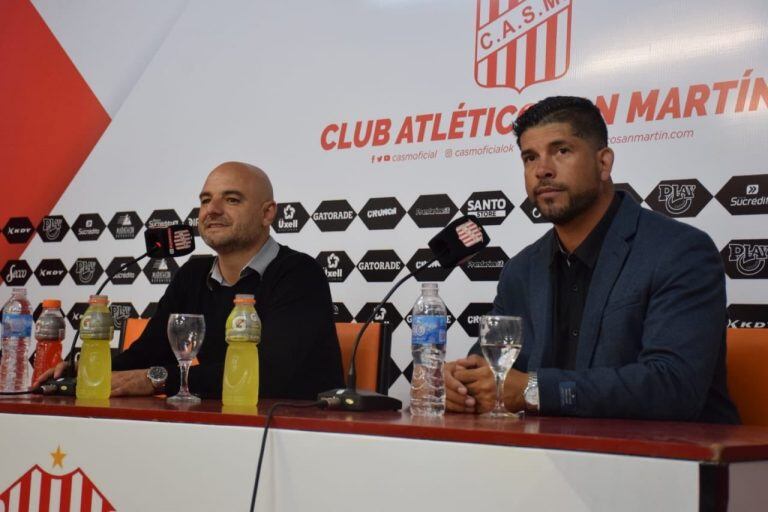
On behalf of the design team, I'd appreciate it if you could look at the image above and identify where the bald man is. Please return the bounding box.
[108,162,344,398]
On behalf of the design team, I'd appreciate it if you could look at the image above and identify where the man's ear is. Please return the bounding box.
[597,147,614,182]
[262,200,277,227]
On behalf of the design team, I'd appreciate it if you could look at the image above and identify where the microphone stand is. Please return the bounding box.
[318,256,438,411]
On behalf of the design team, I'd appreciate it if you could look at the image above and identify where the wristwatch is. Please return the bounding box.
[524,372,540,412]
[147,366,168,394]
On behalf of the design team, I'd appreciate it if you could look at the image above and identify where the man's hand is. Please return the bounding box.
[502,368,529,414]
[32,360,71,388]
[445,360,477,413]
[452,354,496,414]
[111,369,155,397]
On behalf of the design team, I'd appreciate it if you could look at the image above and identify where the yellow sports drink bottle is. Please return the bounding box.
[222,294,261,407]
[76,295,114,400]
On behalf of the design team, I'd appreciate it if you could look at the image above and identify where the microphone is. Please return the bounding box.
[36,226,196,394]
[144,225,195,257]
[318,216,489,411]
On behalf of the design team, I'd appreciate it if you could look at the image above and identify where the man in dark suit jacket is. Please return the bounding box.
[446,96,739,423]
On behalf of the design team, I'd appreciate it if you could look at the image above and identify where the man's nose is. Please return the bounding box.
[534,154,556,179]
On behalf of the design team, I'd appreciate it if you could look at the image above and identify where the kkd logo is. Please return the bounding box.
[475,0,572,91]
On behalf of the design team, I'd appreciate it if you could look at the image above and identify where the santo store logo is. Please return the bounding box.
[475,0,573,91]
[645,179,711,217]
[272,202,309,233]
[37,215,69,242]
[460,190,514,225]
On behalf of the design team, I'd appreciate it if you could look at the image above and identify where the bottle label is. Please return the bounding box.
[411,316,447,345]
[2,313,33,338]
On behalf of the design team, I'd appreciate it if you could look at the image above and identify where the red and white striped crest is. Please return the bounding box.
[475,0,573,92]
[0,465,115,512]
[456,220,484,247]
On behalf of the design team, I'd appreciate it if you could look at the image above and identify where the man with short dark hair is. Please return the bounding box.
[445,96,739,423]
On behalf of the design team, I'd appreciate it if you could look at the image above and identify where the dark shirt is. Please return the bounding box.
[112,245,345,399]
[550,193,622,370]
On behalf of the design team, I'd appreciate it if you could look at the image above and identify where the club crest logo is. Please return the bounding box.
[475,0,573,91]
[0,446,115,511]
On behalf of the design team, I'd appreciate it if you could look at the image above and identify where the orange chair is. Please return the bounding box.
[118,317,199,366]
[335,322,392,394]
[726,328,768,426]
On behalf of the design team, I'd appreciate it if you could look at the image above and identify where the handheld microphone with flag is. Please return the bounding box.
[317,216,489,411]
[35,225,196,395]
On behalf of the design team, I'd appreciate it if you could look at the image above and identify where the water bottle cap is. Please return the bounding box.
[42,299,61,308]
[233,294,255,304]
[88,295,109,304]
[421,282,439,291]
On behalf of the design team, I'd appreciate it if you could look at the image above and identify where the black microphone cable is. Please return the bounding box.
[249,398,338,511]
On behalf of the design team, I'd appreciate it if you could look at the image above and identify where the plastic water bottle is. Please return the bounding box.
[76,295,113,400]
[32,299,66,384]
[410,282,447,417]
[222,294,261,407]
[0,288,33,392]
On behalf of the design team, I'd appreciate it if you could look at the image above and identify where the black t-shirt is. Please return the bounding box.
[112,245,344,399]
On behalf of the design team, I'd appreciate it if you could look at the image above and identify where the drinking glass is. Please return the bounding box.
[479,315,523,418]
[166,313,205,404]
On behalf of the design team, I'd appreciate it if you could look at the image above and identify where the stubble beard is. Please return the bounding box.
[536,186,600,225]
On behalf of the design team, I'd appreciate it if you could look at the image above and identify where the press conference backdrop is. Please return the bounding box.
[1,0,767,405]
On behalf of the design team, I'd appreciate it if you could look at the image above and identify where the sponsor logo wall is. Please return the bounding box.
[2,1,767,405]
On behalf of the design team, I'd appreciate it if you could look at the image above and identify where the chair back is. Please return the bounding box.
[118,317,199,366]
[726,328,768,426]
[118,318,150,352]
[335,322,392,394]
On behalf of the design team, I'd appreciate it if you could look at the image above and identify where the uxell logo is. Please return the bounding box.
[37,215,69,242]
[272,202,309,233]
[645,179,711,217]
[722,240,768,278]
[316,251,355,283]
[475,0,573,91]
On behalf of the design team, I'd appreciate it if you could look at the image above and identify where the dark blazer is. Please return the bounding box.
[478,192,739,423]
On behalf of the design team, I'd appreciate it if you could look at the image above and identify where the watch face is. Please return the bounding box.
[148,366,168,382]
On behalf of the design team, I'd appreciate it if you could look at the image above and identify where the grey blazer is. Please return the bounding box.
[476,192,739,423]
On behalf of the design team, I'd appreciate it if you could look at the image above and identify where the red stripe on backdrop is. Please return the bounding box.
[0,0,111,268]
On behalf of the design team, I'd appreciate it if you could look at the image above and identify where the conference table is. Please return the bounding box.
[0,397,766,511]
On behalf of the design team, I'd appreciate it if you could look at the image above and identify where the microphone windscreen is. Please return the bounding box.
[427,216,489,268]
[144,225,195,257]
